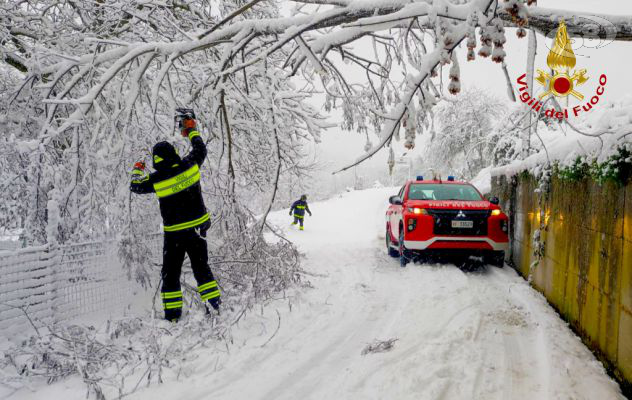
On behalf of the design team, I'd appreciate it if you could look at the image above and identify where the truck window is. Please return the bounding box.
[408,184,483,201]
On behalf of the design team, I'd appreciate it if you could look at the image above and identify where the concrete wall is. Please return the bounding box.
[492,174,632,394]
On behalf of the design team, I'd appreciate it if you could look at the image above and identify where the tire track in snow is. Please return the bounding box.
[459,268,541,400]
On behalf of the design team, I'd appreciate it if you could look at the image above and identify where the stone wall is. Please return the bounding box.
[492,174,632,394]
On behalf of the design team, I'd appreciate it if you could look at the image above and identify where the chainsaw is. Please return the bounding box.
[174,108,196,130]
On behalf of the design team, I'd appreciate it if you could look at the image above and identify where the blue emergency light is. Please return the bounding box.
[447,176,455,181]
[416,175,424,181]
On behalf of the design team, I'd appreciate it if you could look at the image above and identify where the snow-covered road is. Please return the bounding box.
[16,188,622,400]
[133,187,623,400]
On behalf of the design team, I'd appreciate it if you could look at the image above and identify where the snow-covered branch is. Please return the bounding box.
[2,0,630,248]
[500,7,632,41]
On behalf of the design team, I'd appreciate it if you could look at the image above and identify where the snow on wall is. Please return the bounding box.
[491,96,632,178]
[0,240,147,337]
[471,166,492,195]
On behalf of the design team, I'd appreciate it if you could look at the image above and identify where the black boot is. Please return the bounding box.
[165,308,182,323]
[206,298,221,315]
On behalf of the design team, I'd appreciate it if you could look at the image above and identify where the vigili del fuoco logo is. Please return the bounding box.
[516,20,607,120]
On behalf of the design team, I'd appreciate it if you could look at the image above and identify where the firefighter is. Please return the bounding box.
[289,195,312,231]
[130,110,220,322]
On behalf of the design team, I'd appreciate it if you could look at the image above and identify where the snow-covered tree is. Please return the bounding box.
[428,88,506,178]
[1,0,630,250]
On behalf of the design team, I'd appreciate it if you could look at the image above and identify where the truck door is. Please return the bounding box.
[390,184,406,241]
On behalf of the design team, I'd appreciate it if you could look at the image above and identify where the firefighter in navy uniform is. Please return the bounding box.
[289,195,312,231]
[130,110,220,322]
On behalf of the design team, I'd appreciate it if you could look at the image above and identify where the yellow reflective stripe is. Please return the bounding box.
[154,166,201,198]
[154,164,199,190]
[296,205,306,209]
[154,155,164,164]
[188,130,200,140]
[161,291,182,299]
[201,291,220,301]
[198,281,218,292]
[163,213,210,232]
[294,214,304,219]
[132,169,144,175]
[164,301,183,309]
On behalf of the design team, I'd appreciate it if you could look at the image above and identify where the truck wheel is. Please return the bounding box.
[399,228,409,268]
[386,226,400,257]
[485,251,505,268]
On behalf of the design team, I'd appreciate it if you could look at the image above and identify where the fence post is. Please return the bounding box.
[46,193,61,325]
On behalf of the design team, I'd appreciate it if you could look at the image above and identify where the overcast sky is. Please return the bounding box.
[309,0,632,190]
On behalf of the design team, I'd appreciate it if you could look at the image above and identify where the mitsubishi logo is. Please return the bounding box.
[456,210,466,218]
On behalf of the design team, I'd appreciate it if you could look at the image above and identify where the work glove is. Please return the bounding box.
[181,118,197,138]
[196,219,211,238]
[289,211,292,216]
[309,212,313,217]
[132,161,146,178]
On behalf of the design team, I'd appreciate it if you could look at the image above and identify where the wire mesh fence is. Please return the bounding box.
[0,239,150,337]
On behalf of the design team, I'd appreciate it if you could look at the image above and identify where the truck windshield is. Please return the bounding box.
[408,183,483,201]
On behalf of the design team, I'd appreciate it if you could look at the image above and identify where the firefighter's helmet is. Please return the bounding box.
[152,141,181,170]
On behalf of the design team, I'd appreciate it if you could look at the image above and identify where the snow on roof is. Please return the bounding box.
[491,95,632,178]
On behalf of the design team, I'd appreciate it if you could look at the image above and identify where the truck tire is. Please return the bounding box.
[485,251,505,268]
[386,226,400,257]
[399,228,410,268]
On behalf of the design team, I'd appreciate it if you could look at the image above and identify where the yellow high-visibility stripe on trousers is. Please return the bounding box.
[161,290,183,309]
[198,280,220,301]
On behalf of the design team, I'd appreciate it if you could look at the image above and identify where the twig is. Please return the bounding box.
[198,0,267,40]
[260,309,281,347]
[2,303,42,338]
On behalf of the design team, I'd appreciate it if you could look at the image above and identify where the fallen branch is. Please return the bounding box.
[361,338,398,355]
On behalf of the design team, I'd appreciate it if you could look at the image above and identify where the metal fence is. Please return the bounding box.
[0,240,145,337]
[0,241,19,251]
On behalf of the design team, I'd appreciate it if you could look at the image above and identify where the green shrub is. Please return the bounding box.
[554,145,632,186]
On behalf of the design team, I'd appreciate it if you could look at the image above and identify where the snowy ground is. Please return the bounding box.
[11,188,624,399]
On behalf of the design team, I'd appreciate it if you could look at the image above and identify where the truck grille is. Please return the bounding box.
[427,209,489,236]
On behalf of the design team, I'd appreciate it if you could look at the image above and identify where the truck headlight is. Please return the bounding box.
[408,207,428,215]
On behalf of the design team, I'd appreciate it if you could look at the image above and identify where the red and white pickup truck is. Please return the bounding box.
[385,176,509,267]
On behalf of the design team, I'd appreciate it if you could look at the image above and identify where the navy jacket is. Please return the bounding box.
[290,200,311,217]
[130,132,209,232]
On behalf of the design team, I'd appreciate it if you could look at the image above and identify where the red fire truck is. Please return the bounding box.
[385,176,509,267]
